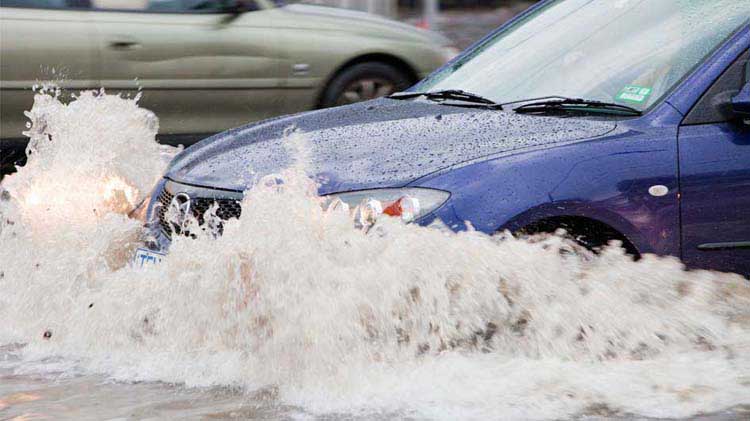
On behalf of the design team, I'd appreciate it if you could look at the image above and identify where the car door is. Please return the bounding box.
[88,0,287,144]
[0,0,96,150]
[679,48,750,275]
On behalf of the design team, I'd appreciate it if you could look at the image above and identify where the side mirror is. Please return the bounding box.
[731,82,750,123]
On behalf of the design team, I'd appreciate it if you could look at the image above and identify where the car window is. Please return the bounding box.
[417,0,749,112]
[684,50,750,125]
[91,0,256,12]
[0,0,90,8]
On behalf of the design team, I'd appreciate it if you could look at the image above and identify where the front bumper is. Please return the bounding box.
[141,178,457,254]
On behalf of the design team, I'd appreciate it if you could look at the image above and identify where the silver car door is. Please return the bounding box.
[89,0,287,143]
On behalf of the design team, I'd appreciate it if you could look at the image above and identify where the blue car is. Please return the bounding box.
[139,0,750,276]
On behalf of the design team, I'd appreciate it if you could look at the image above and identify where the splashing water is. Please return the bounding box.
[1,91,750,420]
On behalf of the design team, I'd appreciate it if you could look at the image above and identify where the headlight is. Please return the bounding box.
[324,188,450,228]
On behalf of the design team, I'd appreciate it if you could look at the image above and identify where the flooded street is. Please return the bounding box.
[1,92,750,420]
[0,358,305,420]
[2,366,749,420]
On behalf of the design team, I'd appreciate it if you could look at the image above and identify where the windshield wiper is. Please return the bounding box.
[509,97,642,116]
[390,89,502,109]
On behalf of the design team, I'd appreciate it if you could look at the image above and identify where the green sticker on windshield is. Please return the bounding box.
[616,85,652,103]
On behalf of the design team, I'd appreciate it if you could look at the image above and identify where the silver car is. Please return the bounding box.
[0,0,454,172]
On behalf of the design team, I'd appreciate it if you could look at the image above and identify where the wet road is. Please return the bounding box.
[2,369,749,420]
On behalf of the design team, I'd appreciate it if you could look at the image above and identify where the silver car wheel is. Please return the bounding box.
[336,78,396,105]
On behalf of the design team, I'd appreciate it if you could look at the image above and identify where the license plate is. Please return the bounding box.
[133,247,166,267]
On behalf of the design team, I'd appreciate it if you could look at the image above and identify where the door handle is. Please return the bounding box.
[109,41,141,50]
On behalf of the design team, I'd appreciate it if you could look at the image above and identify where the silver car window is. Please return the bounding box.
[0,0,88,8]
[91,0,257,12]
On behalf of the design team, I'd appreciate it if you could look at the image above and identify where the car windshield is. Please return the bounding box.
[416,0,749,111]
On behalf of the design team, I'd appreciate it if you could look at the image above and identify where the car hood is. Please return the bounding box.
[166,99,617,194]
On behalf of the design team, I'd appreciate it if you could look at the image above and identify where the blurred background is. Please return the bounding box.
[0,0,537,175]
[303,0,537,49]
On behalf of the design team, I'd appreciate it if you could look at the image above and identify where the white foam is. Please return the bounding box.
[1,91,749,420]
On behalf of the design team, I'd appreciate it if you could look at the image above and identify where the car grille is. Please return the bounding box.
[156,188,174,237]
[156,186,242,239]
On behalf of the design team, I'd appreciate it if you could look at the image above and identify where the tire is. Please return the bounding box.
[320,62,413,108]
[516,217,640,260]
